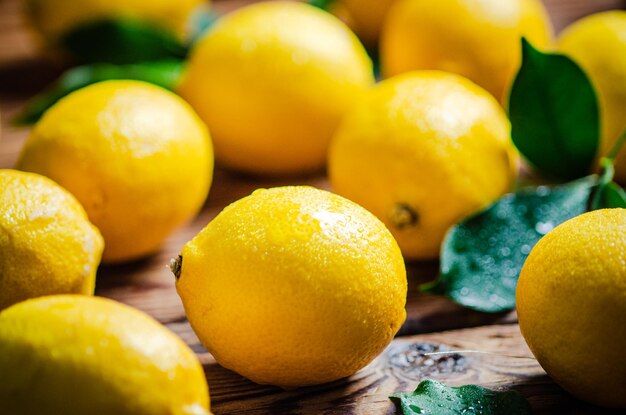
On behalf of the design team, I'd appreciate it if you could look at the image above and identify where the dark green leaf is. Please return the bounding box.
[508,38,599,181]
[589,155,626,210]
[390,379,532,415]
[14,60,184,125]
[592,182,626,209]
[60,18,187,64]
[308,0,336,10]
[423,177,596,313]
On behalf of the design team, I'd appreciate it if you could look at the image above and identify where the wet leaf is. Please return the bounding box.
[14,60,184,125]
[508,38,599,180]
[390,379,532,415]
[423,177,596,313]
[60,18,187,64]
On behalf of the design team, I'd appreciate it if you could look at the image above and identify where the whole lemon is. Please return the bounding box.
[328,71,518,260]
[174,186,407,387]
[559,11,626,184]
[0,295,210,415]
[380,0,553,101]
[0,170,103,310]
[26,0,204,42]
[178,1,374,175]
[17,80,213,263]
[517,209,626,408]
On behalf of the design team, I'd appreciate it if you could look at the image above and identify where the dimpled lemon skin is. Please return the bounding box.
[381,0,553,101]
[0,170,103,310]
[559,12,626,184]
[17,80,213,263]
[517,209,626,408]
[175,186,407,388]
[26,0,204,42]
[178,1,374,175]
[0,295,210,415]
[329,71,518,260]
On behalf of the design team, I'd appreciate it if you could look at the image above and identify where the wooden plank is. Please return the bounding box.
[180,323,614,414]
[1,2,624,414]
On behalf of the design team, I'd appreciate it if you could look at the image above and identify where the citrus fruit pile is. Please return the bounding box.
[0,0,625,413]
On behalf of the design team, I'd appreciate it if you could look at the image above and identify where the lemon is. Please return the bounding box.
[336,0,397,48]
[0,295,210,415]
[25,0,204,42]
[174,186,407,387]
[381,0,553,101]
[517,209,626,408]
[558,11,626,184]
[17,80,213,263]
[328,71,518,260]
[178,1,374,175]
[0,170,103,310]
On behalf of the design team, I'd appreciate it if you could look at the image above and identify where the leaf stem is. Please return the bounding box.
[607,128,626,160]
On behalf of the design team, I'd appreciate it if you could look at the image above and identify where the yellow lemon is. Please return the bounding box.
[517,209,626,408]
[380,0,553,101]
[25,0,204,42]
[336,0,397,48]
[328,71,518,260]
[558,11,626,184]
[17,80,213,263]
[0,170,103,310]
[174,186,407,387]
[0,295,210,415]
[178,1,374,175]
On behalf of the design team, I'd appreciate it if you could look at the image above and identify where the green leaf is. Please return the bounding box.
[60,18,188,64]
[390,379,532,415]
[308,0,336,10]
[14,60,184,125]
[593,182,626,209]
[508,38,599,181]
[589,158,626,209]
[423,177,596,313]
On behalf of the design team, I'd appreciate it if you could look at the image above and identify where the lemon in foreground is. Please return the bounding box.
[179,1,374,175]
[0,295,210,415]
[173,186,407,387]
[329,71,518,260]
[381,0,553,101]
[559,11,626,184]
[25,0,204,43]
[517,209,626,408]
[17,80,213,263]
[0,170,103,310]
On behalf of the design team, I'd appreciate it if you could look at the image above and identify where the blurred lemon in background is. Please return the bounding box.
[17,80,213,263]
[335,0,397,48]
[179,1,374,175]
[175,186,407,387]
[329,71,518,260]
[0,170,103,310]
[517,208,626,408]
[559,11,626,184]
[25,0,205,42]
[0,295,210,415]
[381,0,553,101]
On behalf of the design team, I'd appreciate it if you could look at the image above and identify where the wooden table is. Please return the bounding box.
[1,1,625,413]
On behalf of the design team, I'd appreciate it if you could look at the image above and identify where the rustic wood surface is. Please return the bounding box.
[1,0,624,413]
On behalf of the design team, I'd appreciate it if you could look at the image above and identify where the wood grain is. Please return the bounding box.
[1,1,624,414]
[189,324,620,414]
